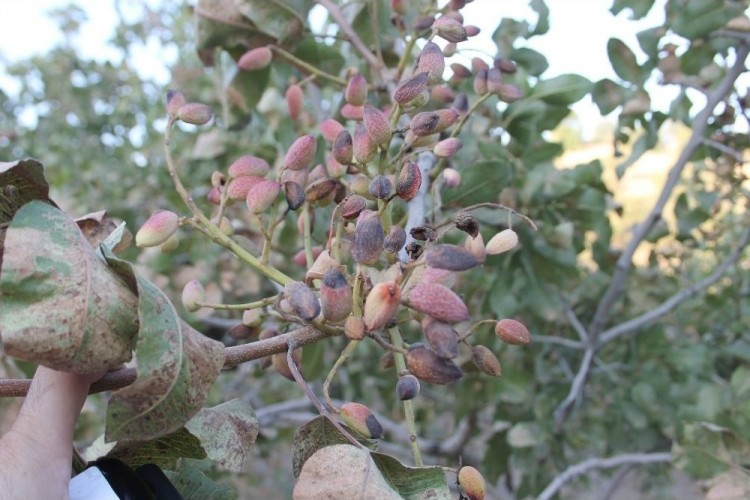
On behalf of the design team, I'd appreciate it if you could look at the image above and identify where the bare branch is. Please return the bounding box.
[564,303,589,343]
[0,326,335,398]
[702,138,748,163]
[553,347,595,431]
[536,452,672,500]
[598,226,750,345]
[314,0,383,78]
[587,41,750,338]
[534,335,583,350]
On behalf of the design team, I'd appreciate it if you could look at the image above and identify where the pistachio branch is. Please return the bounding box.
[164,123,293,286]
[314,0,383,80]
[0,326,333,398]
[387,326,423,466]
[285,340,364,448]
[269,45,346,86]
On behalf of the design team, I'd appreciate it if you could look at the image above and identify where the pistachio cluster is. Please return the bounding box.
[135,0,535,493]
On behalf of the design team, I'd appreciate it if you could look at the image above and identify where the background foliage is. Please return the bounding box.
[1,0,749,498]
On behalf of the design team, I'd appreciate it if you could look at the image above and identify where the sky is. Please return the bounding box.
[0,0,679,134]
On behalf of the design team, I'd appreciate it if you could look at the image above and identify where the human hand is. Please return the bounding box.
[0,366,99,499]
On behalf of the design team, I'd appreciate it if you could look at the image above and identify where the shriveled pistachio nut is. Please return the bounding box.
[406,283,469,323]
[495,318,531,345]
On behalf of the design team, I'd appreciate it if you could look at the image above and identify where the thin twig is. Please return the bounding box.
[315,0,383,78]
[587,41,750,339]
[553,347,594,431]
[598,225,750,345]
[536,452,672,500]
[702,138,748,163]
[534,336,583,350]
[285,340,364,448]
[564,303,589,343]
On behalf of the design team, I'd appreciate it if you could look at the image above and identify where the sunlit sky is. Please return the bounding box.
[0,0,684,135]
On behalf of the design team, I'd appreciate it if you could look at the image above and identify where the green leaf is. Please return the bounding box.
[493,18,530,55]
[108,428,207,470]
[607,38,644,85]
[164,460,237,500]
[194,0,273,53]
[637,26,662,60]
[668,0,744,40]
[529,0,550,36]
[442,160,513,206]
[234,0,311,42]
[731,367,750,399]
[532,74,591,105]
[226,65,270,129]
[371,451,452,500]
[292,416,377,478]
[185,399,258,472]
[0,201,138,373]
[104,248,225,442]
[510,47,548,77]
[507,422,544,447]
[293,38,345,79]
[301,338,328,381]
[674,422,750,479]
[611,0,656,19]
[592,78,628,115]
